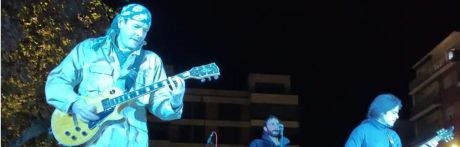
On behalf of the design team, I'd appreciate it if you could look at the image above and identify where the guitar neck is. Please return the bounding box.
[420,135,441,147]
[425,136,441,144]
[101,71,191,110]
[419,126,455,147]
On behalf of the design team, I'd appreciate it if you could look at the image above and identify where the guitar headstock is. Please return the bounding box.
[437,126,455,143]
[187,62,220,82]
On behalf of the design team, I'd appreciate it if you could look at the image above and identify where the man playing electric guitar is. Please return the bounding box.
[345,93,442,147]
[46,3,186,146]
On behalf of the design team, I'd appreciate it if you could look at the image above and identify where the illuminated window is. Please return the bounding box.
[448,50,454,60]
[448,48,459,61]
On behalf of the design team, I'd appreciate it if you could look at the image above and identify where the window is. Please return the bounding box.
[442,71,457,90]
[416,109,443,136]
[218,103,243,121]
[447,48,459,61]
[251,104,298,121]
[182,102,206,119]
[176,125,205,143]
[148,122,169,140]
[448,48,460,61]
[414,82,440,106]
[254,83,286,94]
[218,127,241,144]
[283,127,300,145]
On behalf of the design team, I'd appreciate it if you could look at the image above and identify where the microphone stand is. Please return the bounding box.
[205,131,217,147]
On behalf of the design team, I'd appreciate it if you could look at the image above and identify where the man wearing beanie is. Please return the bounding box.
[45,3,186,146]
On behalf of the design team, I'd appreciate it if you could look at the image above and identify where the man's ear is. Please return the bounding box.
[263,126,268,132]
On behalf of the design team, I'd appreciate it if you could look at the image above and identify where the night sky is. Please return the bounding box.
[107,0,460,146]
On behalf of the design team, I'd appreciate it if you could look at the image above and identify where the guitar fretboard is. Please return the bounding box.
[101,71,190,110]
[419,126,454,147]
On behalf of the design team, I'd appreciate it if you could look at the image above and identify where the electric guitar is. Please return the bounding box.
[50,63,220,146]
[418,126,455,147]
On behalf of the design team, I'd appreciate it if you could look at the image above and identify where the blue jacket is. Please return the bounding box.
[250,134,290,147]
[345,119,402,147]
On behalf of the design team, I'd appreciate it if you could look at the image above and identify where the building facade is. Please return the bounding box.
[409,31,460,147]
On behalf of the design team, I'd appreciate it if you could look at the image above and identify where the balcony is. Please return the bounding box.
[410,60,455,93]
[410,96,441,121]
[409,73,431,91]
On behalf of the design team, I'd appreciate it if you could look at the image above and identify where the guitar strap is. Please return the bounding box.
[124,50,145,90]
[387,130,395,147]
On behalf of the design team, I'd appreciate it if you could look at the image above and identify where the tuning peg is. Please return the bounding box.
[201,79,206,83]
[207,77,212,81]
[214,76,219,80]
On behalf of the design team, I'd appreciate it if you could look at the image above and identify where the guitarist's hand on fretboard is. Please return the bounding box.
[167,76,186,108]
[418,126,455,147]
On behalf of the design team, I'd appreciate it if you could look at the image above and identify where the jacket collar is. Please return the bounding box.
[261,133,290,146]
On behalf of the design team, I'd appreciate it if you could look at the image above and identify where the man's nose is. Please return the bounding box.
[135,29,144,37]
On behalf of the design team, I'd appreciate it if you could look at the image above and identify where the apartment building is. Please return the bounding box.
[409,31,460,146]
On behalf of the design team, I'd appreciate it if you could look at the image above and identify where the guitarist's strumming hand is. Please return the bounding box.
[71,99,100,122]
[167,77,186,108]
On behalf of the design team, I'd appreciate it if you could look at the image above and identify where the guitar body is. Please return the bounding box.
[51,88,127,146]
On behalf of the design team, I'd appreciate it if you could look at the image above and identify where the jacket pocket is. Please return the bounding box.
[89,65,113,75]
[83,65,114,95]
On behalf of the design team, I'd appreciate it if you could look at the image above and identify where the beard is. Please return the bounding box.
[265,129,280,137]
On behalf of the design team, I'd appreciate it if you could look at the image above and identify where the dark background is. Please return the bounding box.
[107,0,460,146]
